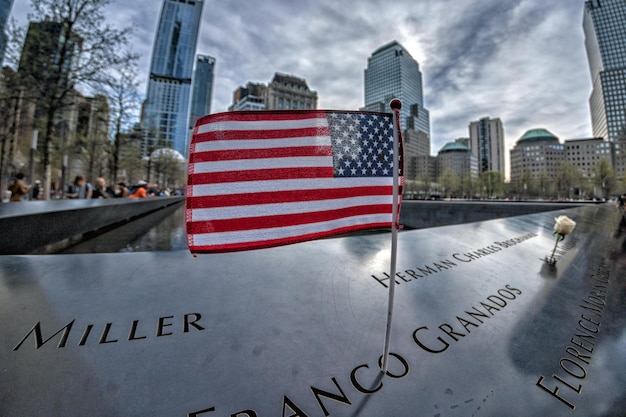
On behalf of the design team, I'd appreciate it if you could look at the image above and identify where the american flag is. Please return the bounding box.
[186,110,403,253]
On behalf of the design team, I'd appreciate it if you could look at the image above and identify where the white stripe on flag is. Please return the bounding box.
[191,214,392,247]
[197,117,328,134]
[192,156,333,173]
[194,136,331,152]
[191,177,392,197]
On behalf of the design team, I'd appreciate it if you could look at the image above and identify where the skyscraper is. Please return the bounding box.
[583,0,626,175]
[188,54,215,131]
[19,21,81,92]
[363,41,431,181]
[468,117,505,175]
[142,0,204,158]
[363,41,430,138]
[0,0,14,64]
[13,20,81,160]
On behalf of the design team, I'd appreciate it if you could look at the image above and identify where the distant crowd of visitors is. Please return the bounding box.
[5,173,181,202]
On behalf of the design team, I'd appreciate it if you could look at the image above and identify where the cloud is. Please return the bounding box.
[7,0,593,161]
[419,0,591,153]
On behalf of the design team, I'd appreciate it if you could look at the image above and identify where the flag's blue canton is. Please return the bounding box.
[328,112,399,178]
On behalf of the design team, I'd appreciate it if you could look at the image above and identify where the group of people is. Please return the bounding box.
[6,173,154,202]
[66,176,151,199]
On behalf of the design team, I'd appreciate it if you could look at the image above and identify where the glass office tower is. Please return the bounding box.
[142,0,204,158]
[583,0,626,143]
[188,54,215,132]
[364,40,431,180]
[363,41,430,137]
[0,0,15,64]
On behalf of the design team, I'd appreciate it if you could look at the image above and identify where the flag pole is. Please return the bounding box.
[381,99,402,373]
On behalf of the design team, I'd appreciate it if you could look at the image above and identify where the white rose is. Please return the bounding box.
[553,215,576,236]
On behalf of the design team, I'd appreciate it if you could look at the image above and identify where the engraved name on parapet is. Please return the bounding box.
[13,313,205,351]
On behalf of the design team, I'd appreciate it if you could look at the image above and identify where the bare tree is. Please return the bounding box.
[461,173,478,199]
[437,169,461,198]
[75,94,110,182]
[116,126,143,184]
[536,170,553,200]
[151,149,185,191]
[556,162,582,200]
[8,0,134,199]
[0,68,21,189]
[103,54,140,184]
[0,18,26,189]
[592,158,616,199]
[515,169,534,200]
[480,171,503,199]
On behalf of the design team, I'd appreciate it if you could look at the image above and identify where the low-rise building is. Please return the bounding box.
[437,141,478,178]
[229,82,267,111]
[510,129,565,183]
[564,137,614,178]
[229,73,317,111]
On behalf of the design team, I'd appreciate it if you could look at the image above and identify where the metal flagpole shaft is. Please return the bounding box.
[382,99,402,373]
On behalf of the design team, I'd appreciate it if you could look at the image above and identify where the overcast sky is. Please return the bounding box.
[8,0,594,168]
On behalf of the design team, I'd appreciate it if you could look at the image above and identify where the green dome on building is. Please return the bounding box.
[516,128,559,145]
[439,141,470,154]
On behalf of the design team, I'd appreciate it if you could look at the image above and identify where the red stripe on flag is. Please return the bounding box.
[187,186,393,209]
[189,167,335,184]
[189,146,332,163]
[188,204,391,234]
